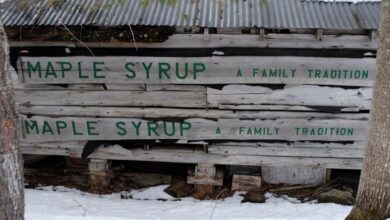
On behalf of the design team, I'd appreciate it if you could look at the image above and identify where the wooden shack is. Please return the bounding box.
[1,0,380,188]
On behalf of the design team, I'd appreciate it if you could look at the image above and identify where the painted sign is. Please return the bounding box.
[18,56,376,86]
[21,116,368,143]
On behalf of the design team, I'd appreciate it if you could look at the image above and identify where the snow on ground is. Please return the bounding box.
[26,185,352,220]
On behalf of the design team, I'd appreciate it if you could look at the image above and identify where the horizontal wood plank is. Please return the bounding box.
[15,90,206,108]
[208,145,364,158]
[19,116,368,142]
[146,84,206,92]
[17,106,369,120]
[21,141,365,159]
[214,141,366,149]
[14,85,372,110]
[20,144,363,169]
[9,34,378,50]
[261,166,327,185]
[18,56,375,86]
[208,85,372,110]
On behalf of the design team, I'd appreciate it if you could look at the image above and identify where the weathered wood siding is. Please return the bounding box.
[19,56,375,86]
[20,116,367,142]
[13,55,373,169]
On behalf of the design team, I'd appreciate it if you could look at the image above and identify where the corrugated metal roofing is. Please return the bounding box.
[0,0,381,30]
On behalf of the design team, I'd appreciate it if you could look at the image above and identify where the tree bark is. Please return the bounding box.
[346,1,390,220]
[0,20,24,220]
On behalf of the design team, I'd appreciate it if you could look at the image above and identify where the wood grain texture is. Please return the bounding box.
[9,33,378,50]
[231,175,261,191]
[208,85,372,110]
[14,85,372,110]
[19,116,368,142]
[18,56,375,86]
[262,166,326,185]
[15,90,206,108]
[17,106,369,120]
[20,144,363,169]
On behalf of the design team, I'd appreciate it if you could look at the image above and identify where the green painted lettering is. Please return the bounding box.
[239,127,245,135]
[307,69,313,78]
[55,121,67,135]
[78,62,88,79]
[216,127,221,134]
[142,62,153,79]
[362,70,369,79]
[163,122,176,136]
[291,69,296,78]
[131,121,142,136]
[282,69,288,78]
[158,63,171,79]
[322,70,329,78]
[331,70,338,79]
[45,62,58,78]
[262,69,267,77]
[347,128,354,136]
[25,120,39,134]
[179,122,191,136]
[42,121,54,135]
[339,128,346,136]
[86,121,99,136]
[27,61,42,78]
[72,121,83,135]
[147,121,160,136]
[193,63,206,80]
[116,122,127,136]
[302,128,309,135]
[254,127,262,135]
[176,63,189,79]
[269,69,278,77]
[125,62,136,79]
[315,69,321,78]
[354,70,361,79]
[93,62,106,79]
[237,68,243,77]
[58,62,72,78]
[252,68,258,77]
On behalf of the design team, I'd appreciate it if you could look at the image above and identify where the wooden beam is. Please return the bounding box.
[259,28,265,41]
[207,85,372,110]
[19,116,368,142]
[17,106,369,120]
[9,33,378,50]
[188,164,223,198]
[231,175,261,191]
[15,90,206,108]
[20,144,363,169]
[187,164,223,186]
[17,56,376,87]
[14,85,372,110]
[316,29,323,41]
[208,145,364,158]
[261,166,326,185]
[88,159,111,188]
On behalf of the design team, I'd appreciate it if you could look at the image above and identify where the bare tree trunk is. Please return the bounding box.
[0,20,24,220]
[346,1,390,220]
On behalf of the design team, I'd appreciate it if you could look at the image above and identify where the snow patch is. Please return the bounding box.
[25,186,353,220]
